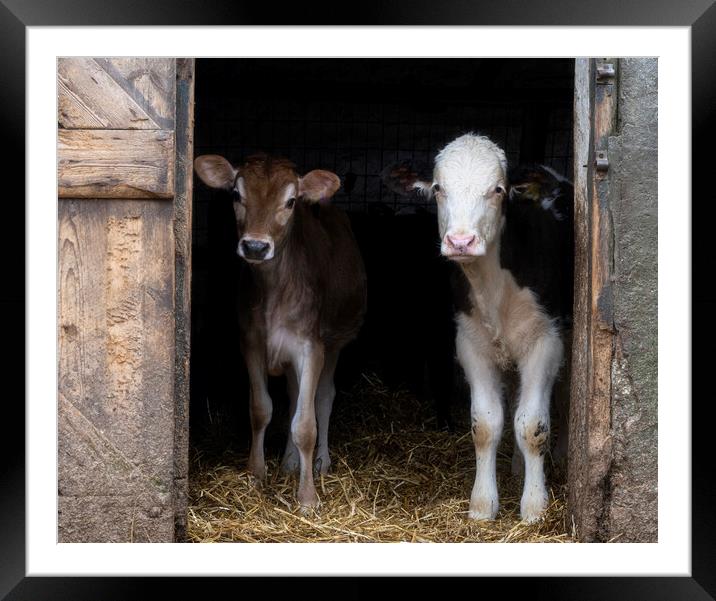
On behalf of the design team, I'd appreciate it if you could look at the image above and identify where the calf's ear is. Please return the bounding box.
[381,160,432,196]
[299,170,341,203]
[509,182,541,201]
[194,155,238,190]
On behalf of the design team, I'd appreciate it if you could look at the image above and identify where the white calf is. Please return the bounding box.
[401,133,563,523]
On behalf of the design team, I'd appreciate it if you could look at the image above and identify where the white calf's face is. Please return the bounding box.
[426,135,508,261]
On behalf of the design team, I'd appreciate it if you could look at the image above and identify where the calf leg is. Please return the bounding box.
[515,329,562,523]
[314,349,339,474]
[245,348,272,480]
[291,342,324,509]
[280,367,300,474]
[456,324,503,520]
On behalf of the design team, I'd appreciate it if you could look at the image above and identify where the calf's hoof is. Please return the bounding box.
[298,491,319,512]
[280,451,300,474]
[298,504,319,517]
[468,495,499,521]
[247,458,267,482]
[520,489,548,524]
[313,452,331,475]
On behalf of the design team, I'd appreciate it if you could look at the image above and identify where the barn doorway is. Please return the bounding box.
[187,58,575,542]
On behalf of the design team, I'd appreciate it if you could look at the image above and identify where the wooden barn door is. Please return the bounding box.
[568,58,658,542]
[57,58,194,542]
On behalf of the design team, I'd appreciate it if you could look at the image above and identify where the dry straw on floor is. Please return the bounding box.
[188,373,574,543]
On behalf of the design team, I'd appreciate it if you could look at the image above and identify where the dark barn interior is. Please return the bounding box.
[188,59,575,539]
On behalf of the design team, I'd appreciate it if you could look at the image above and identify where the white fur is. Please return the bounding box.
[427,134,563,524]
[431,134,508,257]
[540,164,573,186]
[233,200,246,223]
[236,176,247,198]
[276,332,337,476]
[540,195,566,221]
[456,314,503,519]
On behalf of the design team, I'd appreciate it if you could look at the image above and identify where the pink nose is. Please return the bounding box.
[447,234,476,251]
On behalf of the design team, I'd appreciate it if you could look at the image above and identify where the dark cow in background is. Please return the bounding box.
[194,153,367,510]
[503,164,574,327]
[503,164,574,470]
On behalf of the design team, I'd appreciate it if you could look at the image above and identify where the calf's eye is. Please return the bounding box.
[495,185,506,195]
[286,197,296,209]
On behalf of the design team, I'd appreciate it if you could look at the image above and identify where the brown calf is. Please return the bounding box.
[194,153,367,509]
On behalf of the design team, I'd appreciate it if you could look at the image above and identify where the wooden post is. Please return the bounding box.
[568,58,658,542]
[172,58,195,541]
[568,58,617,541]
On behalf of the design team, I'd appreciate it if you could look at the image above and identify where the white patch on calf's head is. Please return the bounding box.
[431,134,508,260]
[233,200,246,223]
[276,183,298,226]
[236,176,247,199]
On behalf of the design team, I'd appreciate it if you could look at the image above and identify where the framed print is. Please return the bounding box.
[5,0,712,598]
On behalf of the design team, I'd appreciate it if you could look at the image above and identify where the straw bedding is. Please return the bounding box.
[188,373,574,543]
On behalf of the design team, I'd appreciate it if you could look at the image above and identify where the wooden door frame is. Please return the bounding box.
[568,57,619,541]
[172,58,195,541]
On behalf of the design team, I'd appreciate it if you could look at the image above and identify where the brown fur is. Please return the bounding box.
[453,249,554,370]
[239,200,367,367]
[237,156,366,508]
[194,152,366,507]
[226,153,366,363]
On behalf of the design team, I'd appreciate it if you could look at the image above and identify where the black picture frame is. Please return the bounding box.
[5,0,711,598]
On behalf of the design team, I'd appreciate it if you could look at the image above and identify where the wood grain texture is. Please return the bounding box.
[58,57,175,130]
[567,58,618,542]
[58,129,175,199]
[58,199,175,542]
[172,58,195,541]
[97,58,176,128]
[567,58,593,540]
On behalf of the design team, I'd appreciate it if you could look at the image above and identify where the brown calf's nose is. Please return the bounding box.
[241,239,270,260]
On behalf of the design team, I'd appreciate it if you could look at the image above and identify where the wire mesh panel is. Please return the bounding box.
[193,58,574,219]
[197,98,528,212]
[543,103,574,179]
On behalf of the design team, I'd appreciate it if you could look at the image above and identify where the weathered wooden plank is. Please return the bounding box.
[172,58,195,542]
[58,58,168,130]
[95,58,176,129]
[58,129,175,199]
[58,199,175,542]
[586,58,617,542]
[568,58,618,542]
[568,58,593,538]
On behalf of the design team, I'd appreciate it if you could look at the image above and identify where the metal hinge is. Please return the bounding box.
[596,62,615,83]
[595,150,609,171]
